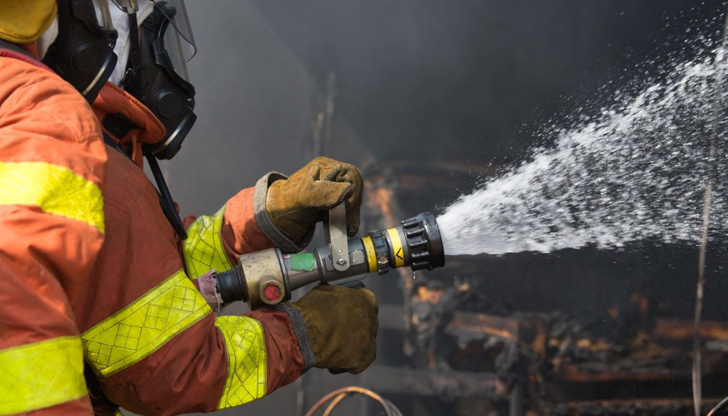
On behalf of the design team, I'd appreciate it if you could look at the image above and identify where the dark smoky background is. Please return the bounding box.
[170,0,726,212]
[159,1,728,415]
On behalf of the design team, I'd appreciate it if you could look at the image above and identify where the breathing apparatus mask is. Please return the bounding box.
[111,0,197,240]
[41,0,118,102]
[116,0,197,161]
[41,0,197,160]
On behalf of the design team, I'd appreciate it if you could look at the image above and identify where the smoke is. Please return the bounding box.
[253,0,726,166]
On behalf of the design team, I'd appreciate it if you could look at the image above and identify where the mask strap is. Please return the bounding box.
[122,12,143,93]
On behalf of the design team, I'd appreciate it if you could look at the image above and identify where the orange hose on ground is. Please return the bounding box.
[304,386,393,416]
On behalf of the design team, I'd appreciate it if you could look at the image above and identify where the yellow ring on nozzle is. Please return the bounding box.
[361,236,378,273]
[387,228,405,268]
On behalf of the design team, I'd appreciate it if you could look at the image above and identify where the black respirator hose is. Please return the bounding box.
[145,154,188,240]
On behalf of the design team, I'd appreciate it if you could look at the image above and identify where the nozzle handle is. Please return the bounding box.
[327,204,350,272]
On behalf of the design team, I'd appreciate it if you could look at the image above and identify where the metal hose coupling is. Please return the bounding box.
[214,208,445,309]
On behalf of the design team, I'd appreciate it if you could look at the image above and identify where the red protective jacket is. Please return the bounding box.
[0,48,106,415]
[0,48,312,416]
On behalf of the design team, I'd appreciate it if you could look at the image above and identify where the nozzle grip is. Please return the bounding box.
[239,248,289,309]
[327,204,350,272]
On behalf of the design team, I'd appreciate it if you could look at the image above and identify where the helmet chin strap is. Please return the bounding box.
[121,11,142,91]
[108,0,155,85]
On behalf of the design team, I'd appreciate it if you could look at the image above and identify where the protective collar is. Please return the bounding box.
[92,82,165,166]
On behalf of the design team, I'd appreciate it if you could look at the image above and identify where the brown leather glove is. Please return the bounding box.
[266,157,363,246]
[289,284,378,374]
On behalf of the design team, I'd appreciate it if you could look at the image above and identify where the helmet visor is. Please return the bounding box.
[152,0,196,81]
[153,0,196,61]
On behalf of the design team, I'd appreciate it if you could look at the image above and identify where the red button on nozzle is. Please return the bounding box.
[263,284,281,301]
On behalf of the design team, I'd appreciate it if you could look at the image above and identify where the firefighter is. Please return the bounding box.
[0,1,109,415]
[0,1,378,415]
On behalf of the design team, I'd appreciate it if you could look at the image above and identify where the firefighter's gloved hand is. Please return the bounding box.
[266,157,363,246]
[289,284,378,374]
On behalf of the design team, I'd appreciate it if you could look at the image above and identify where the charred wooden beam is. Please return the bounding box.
[445,312,547,358]
[654,319,728,341]
[555,363,679,382]
[549,398,722,416]
[362,365,505,398]
[448,312,519,341]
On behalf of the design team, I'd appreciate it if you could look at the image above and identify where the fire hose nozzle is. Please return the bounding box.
[391,211,445,272]
[214,210,445,309]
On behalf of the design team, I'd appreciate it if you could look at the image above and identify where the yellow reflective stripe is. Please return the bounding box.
[82,269,212,377]
[0,337,87,415]
[361,236,378,273]
[387,228,405,268]
[215,316,267,409]
[0,161,104,233]
[183,205,233,279]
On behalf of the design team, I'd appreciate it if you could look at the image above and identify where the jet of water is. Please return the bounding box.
[438,49,728,256]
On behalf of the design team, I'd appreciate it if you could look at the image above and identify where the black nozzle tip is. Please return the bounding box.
[401,211,445,271]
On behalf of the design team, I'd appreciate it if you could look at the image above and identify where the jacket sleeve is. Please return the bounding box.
[92,275,310,416]
[0,55,107,415]
[182,173,286,279]
[80,153,310,415]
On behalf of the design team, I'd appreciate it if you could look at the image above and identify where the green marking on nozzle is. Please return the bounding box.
[290,253,316,271]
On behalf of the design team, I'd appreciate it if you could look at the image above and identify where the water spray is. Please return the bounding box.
[213,204,445,309]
